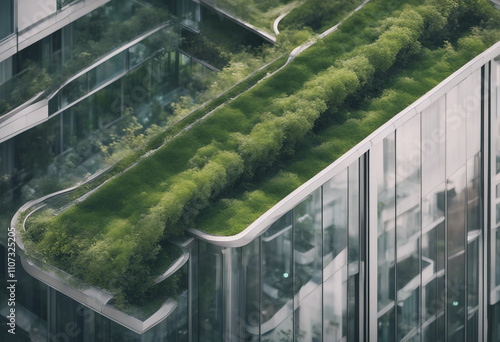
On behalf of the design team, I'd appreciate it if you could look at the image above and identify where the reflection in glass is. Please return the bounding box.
[422,96,445,197]
[396,114,421,340]
[467,69,482,159]
[323,170,348,270]
[242,238,260,341]
[198,242,223,342]
[378,308,395,342]
[349,161,360,273]
[446,81,467,177]
[294,285,322,342]
[375,134,396,319]
[0,0,14,40]
[294,188,322,303]
[323,268,347,341]
[261,314,293,342]
[262,211,293,336]
[448,167,467,257]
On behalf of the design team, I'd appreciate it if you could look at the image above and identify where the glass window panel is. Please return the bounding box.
[241,238,261,341]
[349,161,360,273]
[128,43,147,69]
[396,115,421,340]
[496,229,500,287]
[494,60,500,175]
[446,82,468,176]
[467,239,479,311]
[198,242,223,342]
[467,312,479,342]
[467,154,481,233]
[347,276,359,341]
[0,0,14,40]
[323,169,348,271]
[110,320,140,342]
[422,96,446,196]
[467,69,482,159]
[448,167,467,257]
[261,313,293,342]
[294,188,322,303]
[377,308,395,342]
[191,241,199,342]
[294,284,322,342]
[323,267,347,341]
[375,134,396,318]
[447,253,466,342]
[262,211,293,329]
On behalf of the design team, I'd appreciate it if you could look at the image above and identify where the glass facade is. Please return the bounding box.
[0,0,14,41]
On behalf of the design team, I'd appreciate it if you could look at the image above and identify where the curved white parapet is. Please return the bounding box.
[188,39,500,248]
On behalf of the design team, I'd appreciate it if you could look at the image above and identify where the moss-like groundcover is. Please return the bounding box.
[24,0,500,307]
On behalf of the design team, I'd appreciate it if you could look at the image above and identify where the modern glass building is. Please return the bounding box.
[2,1,500,342]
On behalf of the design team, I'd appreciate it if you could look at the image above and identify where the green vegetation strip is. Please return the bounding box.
[25,0,500,304]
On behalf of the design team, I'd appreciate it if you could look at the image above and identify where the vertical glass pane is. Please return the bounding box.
[323,267,347,341]
[448,253,466,341]
[347,276,359,341]
[349,161,360,274]
[294,284,322,342]
[467,154,481,234]
[378,308,395,342]
[396,114,421,340]
[261,313,293,342]
[467,155,481,335]
[110,320,140,341]
[0,0,14,40]
[294,188,322,301]
[241,238,260,341]
[447,166,467,342]
[323,169,348,274]
[422,96,446,197]
[448,167,467,257]
[447,82,468,176]
[89,52,126,91]
[262,211,293,334]
[467,69,482,159]
[374,133,396,340]
[191,241,199,342]
[198,242,223,342]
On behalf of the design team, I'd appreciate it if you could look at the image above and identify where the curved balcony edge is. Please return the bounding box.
[187,39,500,248]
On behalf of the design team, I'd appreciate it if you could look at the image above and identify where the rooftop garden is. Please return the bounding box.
[22,0,500,309]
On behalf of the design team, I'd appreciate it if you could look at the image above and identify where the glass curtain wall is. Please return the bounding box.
[209,160,362,342]
[372,68,483,342]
